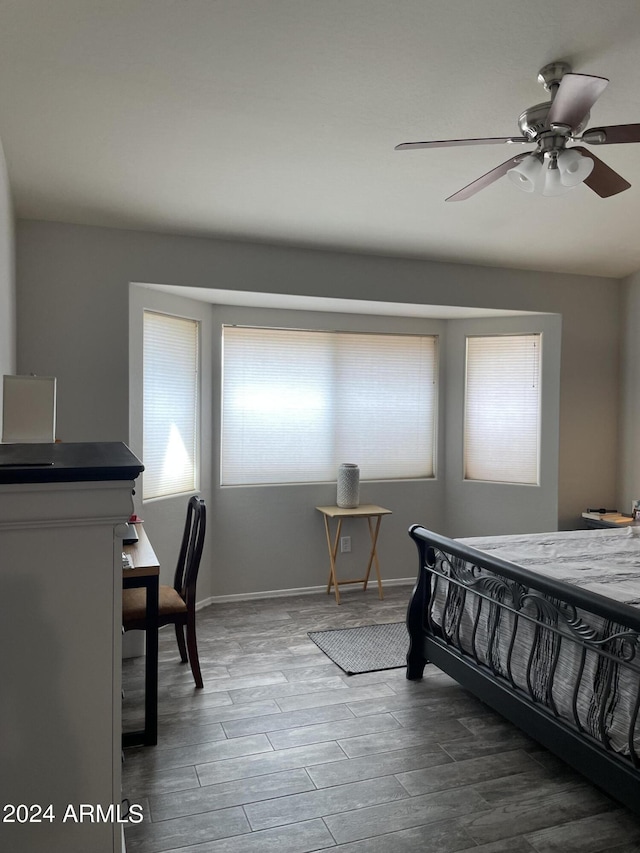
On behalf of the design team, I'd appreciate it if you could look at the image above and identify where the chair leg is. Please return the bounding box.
[186,612,203,689]
[175,623,188,663]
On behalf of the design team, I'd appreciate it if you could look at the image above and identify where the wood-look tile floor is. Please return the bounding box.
[122,586,640,853]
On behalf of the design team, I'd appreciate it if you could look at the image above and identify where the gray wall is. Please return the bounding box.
[0,140,16,405]
[619,270,640,514]
[16,220,621,597]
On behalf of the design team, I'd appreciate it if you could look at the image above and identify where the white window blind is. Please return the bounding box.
[143,311,199,499]
[221,326,437,485]
[464,334,541,485]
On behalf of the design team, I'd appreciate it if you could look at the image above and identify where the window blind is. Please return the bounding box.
[464,334,541,484]
[221,326,437,485]
[143,311,199,499]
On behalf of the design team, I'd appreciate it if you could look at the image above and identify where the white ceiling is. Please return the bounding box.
[2,1,640,278]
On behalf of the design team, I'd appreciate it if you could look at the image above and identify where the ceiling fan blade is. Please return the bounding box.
[572,145,631,197]
[445,154,528,202]
[548,73,609,131]
[395,137,528,150]
[581,123,640,145]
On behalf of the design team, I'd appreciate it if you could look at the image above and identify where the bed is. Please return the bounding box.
[405,524,640,815]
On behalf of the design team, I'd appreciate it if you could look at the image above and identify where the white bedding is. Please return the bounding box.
[458,526,640,608]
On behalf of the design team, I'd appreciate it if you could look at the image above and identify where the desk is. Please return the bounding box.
[122,523,159,747]
[316,504,392,604]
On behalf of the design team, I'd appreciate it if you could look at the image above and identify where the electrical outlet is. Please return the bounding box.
[340,536,351,553]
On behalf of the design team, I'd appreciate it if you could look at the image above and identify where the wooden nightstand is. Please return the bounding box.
[582,512,637,529]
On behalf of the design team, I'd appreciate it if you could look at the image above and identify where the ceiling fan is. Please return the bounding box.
[395,61,640,201]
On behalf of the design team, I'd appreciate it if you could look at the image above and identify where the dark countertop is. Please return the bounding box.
[0,442,144,484]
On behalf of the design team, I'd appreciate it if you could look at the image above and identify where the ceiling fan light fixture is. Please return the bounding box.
[557,148,594,186]
[542,163,572,196]
[507,154,541,193]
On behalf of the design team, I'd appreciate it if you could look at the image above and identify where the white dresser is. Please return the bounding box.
[0,442,143,853]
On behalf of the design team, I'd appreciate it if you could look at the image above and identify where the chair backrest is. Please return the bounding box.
[173,496,206,606]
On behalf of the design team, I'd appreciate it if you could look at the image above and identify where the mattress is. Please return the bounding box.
[428,526,640,757]
[459,526,640,609]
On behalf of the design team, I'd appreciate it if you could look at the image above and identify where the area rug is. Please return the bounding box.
[308,621,408,675]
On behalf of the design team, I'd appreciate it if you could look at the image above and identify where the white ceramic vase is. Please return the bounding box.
[337,463,360,508]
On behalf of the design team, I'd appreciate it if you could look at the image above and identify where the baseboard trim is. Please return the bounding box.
[196,577,415,608]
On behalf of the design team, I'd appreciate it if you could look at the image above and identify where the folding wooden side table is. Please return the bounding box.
[316,504,392,604]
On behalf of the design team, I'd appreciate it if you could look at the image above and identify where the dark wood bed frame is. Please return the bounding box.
[405,524,640,816]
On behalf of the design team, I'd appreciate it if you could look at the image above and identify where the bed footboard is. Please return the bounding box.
[406,524,640,816]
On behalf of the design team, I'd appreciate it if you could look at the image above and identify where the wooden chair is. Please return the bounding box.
[123,497,206,688]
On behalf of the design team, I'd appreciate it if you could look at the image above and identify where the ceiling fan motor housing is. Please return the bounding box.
[518,102,553,140]
[518,102,590,143]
